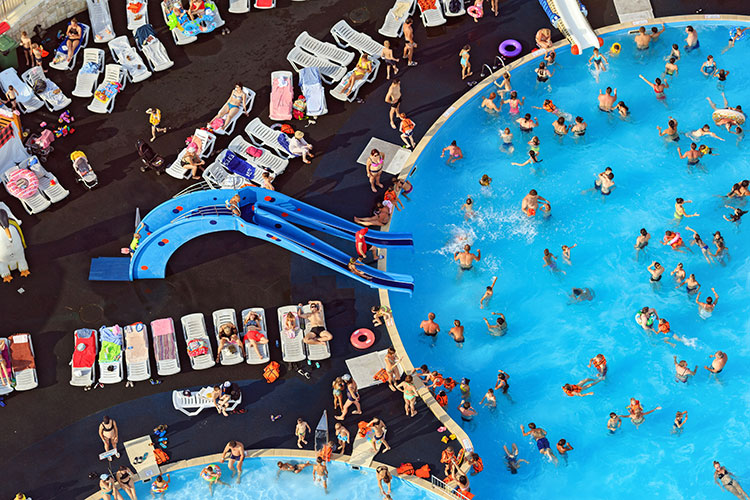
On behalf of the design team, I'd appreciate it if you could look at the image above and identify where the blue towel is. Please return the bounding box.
[220,151,257,181]
[277,134,293,155]
[99,325,122,345]
[300,67,326,116]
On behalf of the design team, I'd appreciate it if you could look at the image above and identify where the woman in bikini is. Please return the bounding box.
[209,83,247,131]
[115,465,137,500]
[216,322,244,361]
[377,466,393,497]
[396,375,418,417]
[684,226,713,263]
[354,202,392,227]
[99,474,123,500]
[713,461,750,499]
[366,149,385,193]
[503,91,524,116]
[98,416,120,458]
[342,54,373,95]
[639,74,668,100]
[657,117,680,142]
[65,19,82,63]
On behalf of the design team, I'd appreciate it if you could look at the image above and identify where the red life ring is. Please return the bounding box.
[355,227,368,258]
[6,169,39,199]
[350,328,375,349]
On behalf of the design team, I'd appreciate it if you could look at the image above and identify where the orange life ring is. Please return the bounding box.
[6,169,39,199]
[350,328,375,349]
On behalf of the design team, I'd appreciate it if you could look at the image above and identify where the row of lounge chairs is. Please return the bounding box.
[379,0,466,37]
[0,334,39,394]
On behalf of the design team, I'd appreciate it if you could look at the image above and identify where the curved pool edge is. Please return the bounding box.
[84,448,455,500]
[376,11,750,495]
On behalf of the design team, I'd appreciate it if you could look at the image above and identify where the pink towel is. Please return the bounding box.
[269,74,293,121]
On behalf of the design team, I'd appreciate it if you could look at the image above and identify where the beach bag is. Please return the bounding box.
[33,80,47,93]
[263,361,280,383]
[448,0,461,13]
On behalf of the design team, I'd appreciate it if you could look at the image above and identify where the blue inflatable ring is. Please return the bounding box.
[499,39,522,58]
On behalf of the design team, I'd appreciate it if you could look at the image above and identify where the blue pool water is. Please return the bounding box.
[132,457,441,499]
[388,22,750,500]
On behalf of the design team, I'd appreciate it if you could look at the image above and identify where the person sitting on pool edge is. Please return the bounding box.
[562,377,601,397]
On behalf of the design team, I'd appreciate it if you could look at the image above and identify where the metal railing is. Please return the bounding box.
[1,0,29,20]
[172,181,212,198]
[430,475,471,500]
[171,204,233,224]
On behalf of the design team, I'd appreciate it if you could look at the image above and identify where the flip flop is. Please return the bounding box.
[437,426,447,432]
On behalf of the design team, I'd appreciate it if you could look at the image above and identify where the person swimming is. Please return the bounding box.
[500,128,514,153]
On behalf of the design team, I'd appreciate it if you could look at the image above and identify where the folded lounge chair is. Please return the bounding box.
[244,118,296,160]
[21,66,72,112]
[379,0,416,38]
[212,86,255,136]
[0,338,13,396]
[228,0,250,14]
[134,24,174,72]
[108,36,152,83]
[294,31,355,67]
[9,334,38,391]
[277,305,305,363]
[0,68,44,114]
[254,0,275,9]
[166,128,217,179]
[50,22,91,71]
[300,302,331,361]
[172,386,241,416]
[330,58,380,102]
[228,136,289,175]
[418,0,447,27]
[72,48,105,98]
[87,64,126,114]
[212,308,244,366]
[181,313,215,370]
[71,328,98,387]
[127,0,149,31]
[299,67,328,117]
[242,308,270,365]
[331,20,385,58]
[98,324,124,384]
[124,322,151,382]
[286,46,347,85]
[269,71,294,121]
[150,318,181,376]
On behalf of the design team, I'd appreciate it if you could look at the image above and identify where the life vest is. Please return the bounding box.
[400,118,415,133]
[373,368,390,383]
[318,444,332,462]
[280,124,295,135]
[460,492,475,499]
[593,356,606,369]
[658,321,671,334]
[357,421,371,437]
[443,377,456,390]
[263,361,280,383]
[415,464,431,478]
[435,393,448,407]
[396,463,415,475]
[355,227,369,258]
[563,384,582,396]
[471,456,483,474]
[153,448,169,465]
[441,449,455,464]
[432,373,444,386]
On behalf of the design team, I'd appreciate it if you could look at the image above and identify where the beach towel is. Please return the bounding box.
[392,1,411,18]
[153,332,176,361]
[99,325,122,362]
[94,81,121,102]
[187,339,209,357]
[220,151,257,182]
[9,335,35,371]
[81,61,101,74]
[125,325,149,362]
[73,331,96,368]
[0,342,11,383]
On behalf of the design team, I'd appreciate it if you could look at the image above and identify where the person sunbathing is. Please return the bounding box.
[283,312,298,334]
[187,0,206,20]
[181,149,204,179]
[0,339,11,387]
[342,54,373,96]
[208,83,248,131]
[216,323,244,361]
[66,19,82,63]
[299,300,335,343]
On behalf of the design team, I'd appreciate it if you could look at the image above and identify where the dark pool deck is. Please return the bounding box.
[2,0,748,498]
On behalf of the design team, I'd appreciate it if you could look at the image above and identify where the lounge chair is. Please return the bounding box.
[439,0,466,16]
[270,71,294,121]
[330,20,385,58]
[160,0,197,45]
[50,22,91,70]
[98,325,124,384]
[277,305,305,363]
[0,338,13,396]
[21,67,72,112]
[87,64,126,114]
[1,165,51,215]
[379,0,416,38]
[254,0,275,8]
[212,86,255,136]
[418,0,447,27]
[299,67,328,117]
[211,149,267,187]
[88,0,116,43]
[241,308,270,365]
[228,0,250,13]
[134,24,174,72]
[165,128,217,179]
[202,151,254,189]
[172,386,241,416]
[294,31,355,67]
[71,328,98,387]
[286,46,347,84]
[25,156,70,203]
[161,0,224,43]
[244,118,296,159]
[127,0,149,32]
[0,68,44,114]
[108,36,152,83]
[181,313,215,370]
[330,58,380,102]
[124,322,151,382]
[300,302,331,361]
[9,334,38,391]
[228,136,289,175]
[212,308,245,366]
[72,48,105,98]
[150,318,181,376]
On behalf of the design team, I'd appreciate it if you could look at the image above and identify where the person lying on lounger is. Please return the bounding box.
[66,19,82,63]
[298,300,334,344]
[208,83,248,131]
[341,54,373,96]
[181,149,205,179]
[216,323,244,361]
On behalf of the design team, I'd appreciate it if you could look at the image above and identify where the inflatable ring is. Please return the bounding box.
[467,5,483,19]
[712,108,745,126]
[200,465,221,482]
[6,169,39,200]
[350,328,375,350]
[610,42,621,55]
[498,39,522,58]
[730,27,747,41]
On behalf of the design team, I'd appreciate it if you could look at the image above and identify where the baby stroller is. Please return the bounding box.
[136,139,166,174]
[71,151,99,189]
[25,130,55,163]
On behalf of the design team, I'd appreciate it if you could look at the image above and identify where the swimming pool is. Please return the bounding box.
[388,20,750,500]
[131,456,442,499]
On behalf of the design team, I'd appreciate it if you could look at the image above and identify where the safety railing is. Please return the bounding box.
[171,204,233,224]
[173,181,212,198]
[430,475,471,500]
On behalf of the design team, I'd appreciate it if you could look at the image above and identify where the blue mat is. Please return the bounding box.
[88,257,131,281]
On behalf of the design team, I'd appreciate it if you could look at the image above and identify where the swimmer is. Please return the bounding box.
[455,244,481,270]
[481,92,502,113]
[686,124,724,142]
[647,261,664,282]
[634,228,651,252]
[726,182,743,197]
[588,47,608,72]
[543,248,565,274]
[588,354,607,378]
[671,262,686,282]
[278,461,313,474]
[673,198,699,220]
[657,117,680,141]
[520,423,558,464]
[714,69,730,87]
[668,43,681,61]
[495,370,510,394]
[462,197,475,219]
[700,55,717,77]
[620,399,661,428]
[479,276,497,308]
[483,313,507,336]
[522,189,547,216]
[503,91,525,116]
[503,444,529,474]
[677,143,703,165]
[528,136,541,153]
[672,411,688,435]
[516,113,538,132]
[607,412,622,434]
[705,350,728,374]
[441,141,463,164]
[479,388,496,408]
[723,205,748,223]
[535,62,554,86]
[724,27,749,52]
[663,230,688,252]
[639,74,668,100]
[562,377,601,397]
[449,319,465,344]
[684,226,713,263]
[707,92,745,131]
[663,57,679,78]
[479,174,492,186]
[544,48,556,66]
[713,231,728,259]
[673,356,698,383]
[614,101,630,119]
[511,150,542,168]
[598,87,617,111]
[634,26,653,50]
[500,128,514,154]
[571,116,587,137]
[695,287,718,318]
[557,439,573,465]
[636,306,659,332]
[420,312,440,336]
[552,116,569,136]
[684,25,699,51]
[570,288,593,302]
[713,461,750,500]
[532,99,566,118]
[561,243,576,265]
[599,171,615,195]
[676,273,701,295]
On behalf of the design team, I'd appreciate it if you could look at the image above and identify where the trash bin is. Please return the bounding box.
[0,34,19,70]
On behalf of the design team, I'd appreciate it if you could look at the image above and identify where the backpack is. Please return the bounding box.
[449,0,461,13]
[33,80,47,93]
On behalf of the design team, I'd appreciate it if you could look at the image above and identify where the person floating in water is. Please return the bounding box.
[723,204,748,223]
[556,439,573,465]
[561,243,576,265]
[713,461,750,500]
[461,197,475,219]
[520,423,558,464]
[483,313,507,336]
[455,244,481,270]
[441,140,463,164]
[696,287,718,319]
[562,378,601,397]
[503,444,529,474]
[705,350,728,374]
[673,356,698,383]
[511,150,542,168]
[570,288,593,302]
[672,411,688,435]
[723,27,749,52]
[543,248,565,275]
[479,276,497,309]
[684,226,713,263]
[663,230,688,252]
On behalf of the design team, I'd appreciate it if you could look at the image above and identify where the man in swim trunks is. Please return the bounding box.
[298,300,334,345]
[521,189,547,216]
[520,423,557,464]
[695,287,718,318]
[562,377,601,397]
[634,26,653,50]
[402,18,418,66]
[647,261,664,282]
[481,92,502,113]
[677,142,705,166]
[458,401,477,422]
[454,244,481,270]
[479,276,497,308]
[220,440,245,483]
[543,249,565,274]
[673,356,698,383]
[449,319,465,344]
[420,312,440,336]
[705,350,728,374]
[312,456,329,492]
[598,87,617,111]
[634,228,651,254]
[278,461,313,474]
[607,412,622,434]
[483,314,507,336]
[685,26,699,51]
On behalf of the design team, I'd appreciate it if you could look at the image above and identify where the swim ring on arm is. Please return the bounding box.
[350,328,375,350]
[5,169,39,199]
[499,40,522,58]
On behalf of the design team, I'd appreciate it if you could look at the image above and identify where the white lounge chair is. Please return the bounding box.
[108,36,152,83]
[277,305,305,363]
[202,152,254,189]
[98,324,124,384]
[70,328,98,387]
[228,136,289,175]
[300,302,331,361]
[9,334,38,391]
[88,64,126,114]
[88,0,116,43]
[172,387,241,416]
[26,156,70,203]
[21,67,72,112]
[242,308,270,365]
[0,68,44,114]
[330,58,380,102]
[330,20,385,58]
[0,338,13,396]
[419,0,446,27]
[160,0,197,45]
[1,165,51,215]
[379,0,416,38]
[212,308,244,366]
[212,86,255,136]
[228,0,250,13]
[286,46,347,84]
[244,118,295,159]
[151,318,181,376]
[166,128,217,179]
[269,71,293,122]
[181,313,215,370]
[254,0,275,8]
[72,48,105,98]
[300,67,328,117]
[295,31,355,67]
[124,322,151,382]
[134,24,174,72]
[50,22,91,71]
[127,0,149,31]
[439,0,466,16]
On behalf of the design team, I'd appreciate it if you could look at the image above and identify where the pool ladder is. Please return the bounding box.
[480,55,508,78]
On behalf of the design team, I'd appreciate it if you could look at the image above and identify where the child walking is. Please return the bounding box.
[146,108,167,141]
[459,45,472,80]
